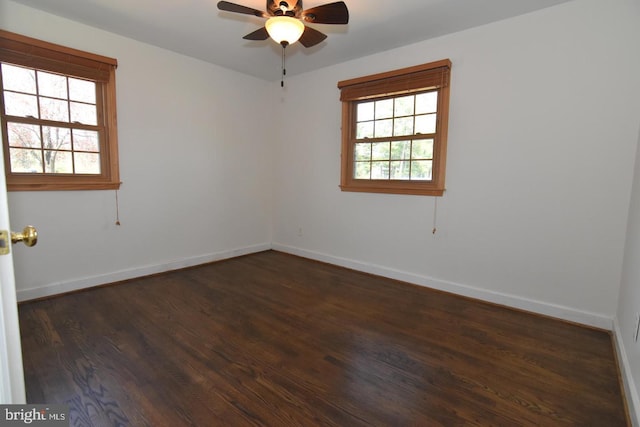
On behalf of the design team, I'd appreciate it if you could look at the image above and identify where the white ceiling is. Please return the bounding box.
[9,0,573,81]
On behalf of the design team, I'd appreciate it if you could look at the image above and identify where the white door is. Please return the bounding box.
[0,138,26,403]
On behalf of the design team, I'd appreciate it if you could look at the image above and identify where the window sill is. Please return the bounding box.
[7,180,121,192]
[340,182,444,196]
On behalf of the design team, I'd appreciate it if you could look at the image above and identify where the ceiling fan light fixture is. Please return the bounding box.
[265,16,305,45]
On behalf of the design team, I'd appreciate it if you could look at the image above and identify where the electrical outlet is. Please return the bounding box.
[635,313,640,343]
[297,227,303,237]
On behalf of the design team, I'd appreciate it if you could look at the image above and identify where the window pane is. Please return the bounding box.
[393,116,414,136]
[354,162,371,179]
[416,91,438,114]
[74,152,101,174]
[375,99,393,119]
[412,139,434,159]
[69,78,96,103]
[394,95,414,117]
[44,150,72,174]
[4,92,38,117]
[70,102,97,125]
[1,64,36,94]
[7,123,41,148]
[73,129,100,152]
[10,148,42,173]
[374,119,393,138]
[371,161,389,179]
[356,121,374,139]
[391,141,411,160]
[390,161,410,180]
[37,71,67,99]
[357,102,374,122]
[42,126,71,150]
[415,113,437,134]
[354,143,371,161]
[372,142,390,161]
[411,160,432,180]
[40,97,69,122]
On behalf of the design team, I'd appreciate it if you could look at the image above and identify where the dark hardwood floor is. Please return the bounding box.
[19,250,628,426]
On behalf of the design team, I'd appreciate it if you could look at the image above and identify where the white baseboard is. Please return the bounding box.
[18,240,615,331]
[613,318,640,427]
[272,243,614,330]
[16,243,272,302]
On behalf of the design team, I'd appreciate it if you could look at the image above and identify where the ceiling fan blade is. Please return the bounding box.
[301,1,349,24]
[217,1,268,18]
[243,27,269,40]
[299,26,328,48]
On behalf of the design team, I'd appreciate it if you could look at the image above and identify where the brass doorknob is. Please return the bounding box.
[11,225,38,247]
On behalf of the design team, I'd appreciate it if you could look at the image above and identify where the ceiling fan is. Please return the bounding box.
[217,0,349,48]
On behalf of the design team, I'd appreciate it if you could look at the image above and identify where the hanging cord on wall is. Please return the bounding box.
[432,197,438,235]
[115,189,121,226]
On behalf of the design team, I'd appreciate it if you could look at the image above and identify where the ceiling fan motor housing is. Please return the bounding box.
[273,0,300,16]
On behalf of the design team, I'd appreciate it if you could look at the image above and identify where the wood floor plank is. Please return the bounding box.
[19,250,629,426]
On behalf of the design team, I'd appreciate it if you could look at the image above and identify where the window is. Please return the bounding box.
[0,30,120,191]
[338,59,451,196]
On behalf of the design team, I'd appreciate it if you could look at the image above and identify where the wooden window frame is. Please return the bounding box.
[338,59,451,196]
[0,30,120,191]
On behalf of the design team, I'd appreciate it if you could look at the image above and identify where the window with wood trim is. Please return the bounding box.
[338,59,451,196]
[0,30,120,191]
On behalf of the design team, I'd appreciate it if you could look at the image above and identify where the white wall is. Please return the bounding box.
[616,123,640,425]
[2,0,638,326]
[272,0,640,329]
[1,0,275,300]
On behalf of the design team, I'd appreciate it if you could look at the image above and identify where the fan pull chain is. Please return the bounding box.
[280,41,289,88]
